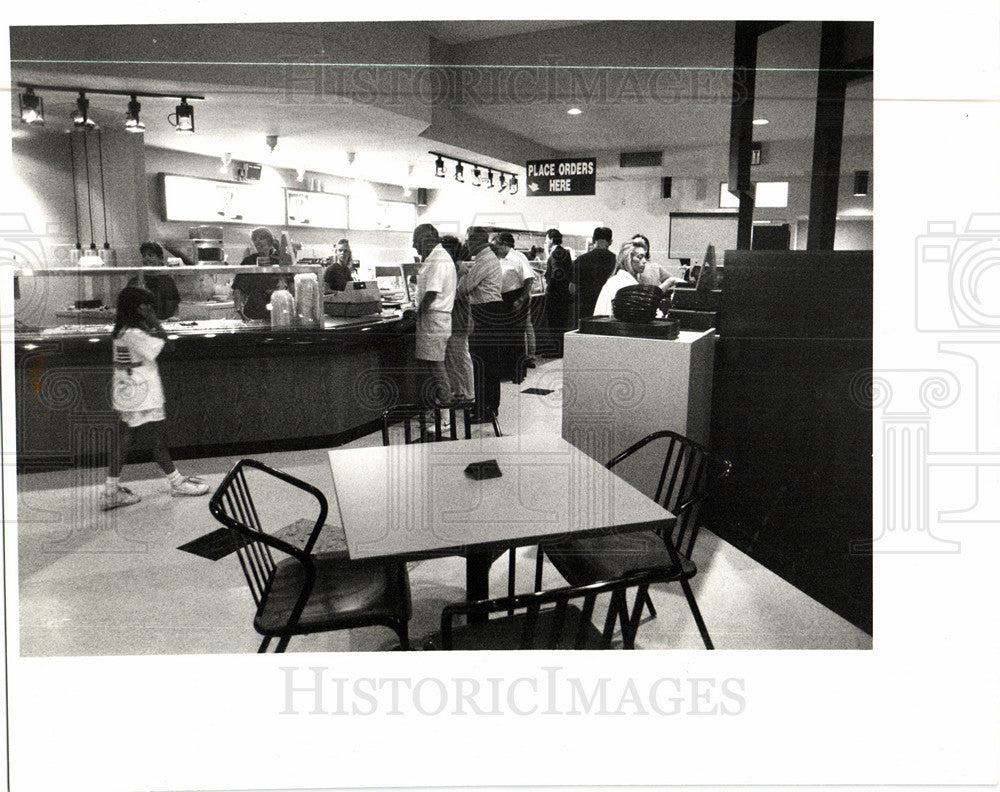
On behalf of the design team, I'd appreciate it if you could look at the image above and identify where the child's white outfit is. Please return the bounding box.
[111,328,166,426]
[101,327,208,510]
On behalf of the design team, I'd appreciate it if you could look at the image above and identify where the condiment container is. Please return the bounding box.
[269,286,295,328]
[294,273,322,328]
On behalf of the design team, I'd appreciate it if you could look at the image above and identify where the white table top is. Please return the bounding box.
[327,434,675,561]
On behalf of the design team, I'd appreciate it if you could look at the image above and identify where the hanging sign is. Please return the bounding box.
[524,158,597,196]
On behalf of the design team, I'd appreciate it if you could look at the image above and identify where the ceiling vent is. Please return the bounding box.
[619,151,663,168]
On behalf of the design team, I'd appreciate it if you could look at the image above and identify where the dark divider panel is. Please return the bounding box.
[707,250,872,634]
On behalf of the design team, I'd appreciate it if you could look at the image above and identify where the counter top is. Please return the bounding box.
[15,311,411,350]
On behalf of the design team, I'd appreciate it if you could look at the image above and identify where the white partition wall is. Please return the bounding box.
[561,329,715,497]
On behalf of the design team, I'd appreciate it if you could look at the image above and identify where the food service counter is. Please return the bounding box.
[14,315,418,471]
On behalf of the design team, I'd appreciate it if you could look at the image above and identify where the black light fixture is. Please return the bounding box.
[19,88,44,124]
[428,151,517,194]
[124,95,145,133]
[72,92,96,128]
[170,97,195,134]
[19,83,204,134]
[853,169,870,197]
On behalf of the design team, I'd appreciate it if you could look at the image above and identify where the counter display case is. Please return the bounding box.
[14,265,419,471]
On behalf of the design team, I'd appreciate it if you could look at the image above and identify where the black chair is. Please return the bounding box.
[535,431,731,649]
[380,402,475,444]
[208,458,411,653]
[435,570,660,650]
[380,402,515,609]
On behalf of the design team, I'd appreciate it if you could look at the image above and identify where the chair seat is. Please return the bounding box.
[275,518,348,558]
[442,604,608,650]
[255,553,410,635]
[543,530,695,585]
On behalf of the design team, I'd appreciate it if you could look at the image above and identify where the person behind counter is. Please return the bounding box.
[232,227,293,321]
[323,238,356,292]
[127,242,180,320]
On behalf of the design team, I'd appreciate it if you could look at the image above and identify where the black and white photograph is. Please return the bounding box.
[1,2,997,791]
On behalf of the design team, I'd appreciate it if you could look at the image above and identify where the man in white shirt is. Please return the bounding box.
[412,223,457,407]
[492,231,536,379]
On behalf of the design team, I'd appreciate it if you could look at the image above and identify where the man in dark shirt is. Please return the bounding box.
[573,227,616,321]
[128,242,180,320]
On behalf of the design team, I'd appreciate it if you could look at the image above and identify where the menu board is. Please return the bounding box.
[286,189,349,228]
[160,173,285,225]
[349,197,416,231]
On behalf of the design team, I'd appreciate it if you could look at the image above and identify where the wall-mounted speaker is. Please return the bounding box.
[661,177,672,199]
[417,187,428,207]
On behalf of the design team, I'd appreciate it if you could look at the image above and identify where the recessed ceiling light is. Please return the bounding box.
[567,107,582,115]
[752,118,769,126]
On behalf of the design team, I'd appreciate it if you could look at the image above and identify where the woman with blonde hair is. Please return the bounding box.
[592,243,647,316]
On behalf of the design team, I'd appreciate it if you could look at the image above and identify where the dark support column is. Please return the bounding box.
[728,22,783,249]
[728,21,759,250]
[806,22,848,251]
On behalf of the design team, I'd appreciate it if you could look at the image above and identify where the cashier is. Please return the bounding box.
[127,242,180,320]
[232,227,292,321]
[323,238,355,292]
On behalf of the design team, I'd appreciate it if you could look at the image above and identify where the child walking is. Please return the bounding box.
[101,286,209,510]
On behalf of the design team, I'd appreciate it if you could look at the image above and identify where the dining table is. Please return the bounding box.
[326,434,676,613]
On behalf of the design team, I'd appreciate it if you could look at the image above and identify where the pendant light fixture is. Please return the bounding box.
[509,175,519,195]
[96,127,116,265]
[434,155,446,178]
[497,173,507,193]
[67,133,83,265]
[169,97,195,134]
[472,166,482,187]
[454,161,465,183]
[124,95,145,133]
[19,88,44,124]
[485,169,494,189]
[72,92,96,128]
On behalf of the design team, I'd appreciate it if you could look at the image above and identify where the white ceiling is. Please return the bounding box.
[10,20,872,188]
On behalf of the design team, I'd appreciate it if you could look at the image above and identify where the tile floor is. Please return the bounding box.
[14,357,872,654]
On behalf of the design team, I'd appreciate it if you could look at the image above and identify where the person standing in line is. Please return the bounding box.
[492,231,535,383]
[632,233,684,289]
[411,223,457,409]
[572,227,616,322]
[440,234,475,403]
[459,227,505,422]
[100,286,209,510]
[543,228,575,357]
[593,243,647,317]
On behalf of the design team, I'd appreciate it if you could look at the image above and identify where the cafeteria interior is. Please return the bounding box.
[15,356,872,655]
